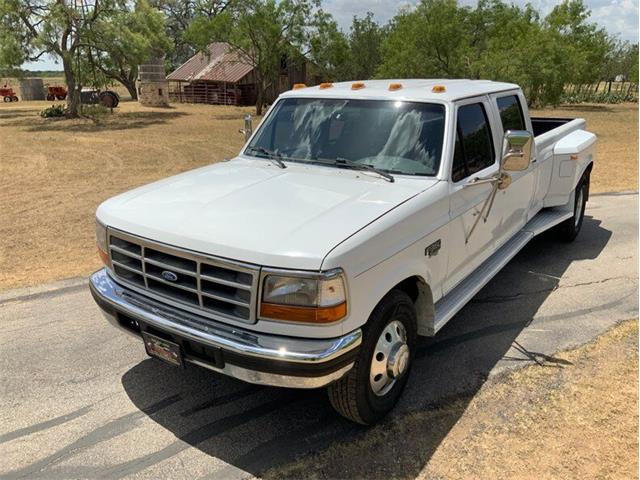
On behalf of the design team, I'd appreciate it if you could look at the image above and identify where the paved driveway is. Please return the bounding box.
[1,193,637,479]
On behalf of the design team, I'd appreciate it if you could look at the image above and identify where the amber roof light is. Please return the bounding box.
[432,85,446,93]
[351,82,365,90]
[292,83,307,90]
[388,83,403,91]
[319,82,333,89]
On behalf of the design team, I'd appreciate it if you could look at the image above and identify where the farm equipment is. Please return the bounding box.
[46,86,67,101]
[80,88,120,108]
[0,86,19,102]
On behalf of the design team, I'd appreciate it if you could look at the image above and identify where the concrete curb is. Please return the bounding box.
[0,277,89,304]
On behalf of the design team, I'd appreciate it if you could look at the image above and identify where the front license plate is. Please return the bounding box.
[142,332,183,367]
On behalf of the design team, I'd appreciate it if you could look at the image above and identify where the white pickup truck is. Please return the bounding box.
[90,79,596,424]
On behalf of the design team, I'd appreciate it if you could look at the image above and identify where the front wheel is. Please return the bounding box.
[557,176,588,242]
[328,290,417,425]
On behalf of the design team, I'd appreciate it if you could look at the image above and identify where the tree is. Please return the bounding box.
[88,0,171,100]
[186,0,318,115]
[348,13,384,80]
[307,10,350,81]
[150,0,230,70]
[378,0,470,79]
[0,0,117,117]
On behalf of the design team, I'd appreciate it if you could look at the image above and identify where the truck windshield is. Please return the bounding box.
[245,98,446,177]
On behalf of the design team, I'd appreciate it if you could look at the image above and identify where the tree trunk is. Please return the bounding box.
[123,79,138,100]
[62,55,81,118]
[255,80,264,116]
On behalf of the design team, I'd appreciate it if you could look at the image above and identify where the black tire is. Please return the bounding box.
[46,94,55,101]
[557,175,588,242]
[11,96,18,102]
[328,289,417,425]
[3,96,10,103]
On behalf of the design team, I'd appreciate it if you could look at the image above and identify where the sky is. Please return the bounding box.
[23,0,639,71]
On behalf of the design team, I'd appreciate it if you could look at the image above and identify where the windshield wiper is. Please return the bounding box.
[246,146,287,169]
[314,157,395,183]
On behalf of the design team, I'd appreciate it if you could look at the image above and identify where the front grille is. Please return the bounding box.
[107,230,259,323]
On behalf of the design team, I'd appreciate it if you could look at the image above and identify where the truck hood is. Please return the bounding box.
[97,158,438,270]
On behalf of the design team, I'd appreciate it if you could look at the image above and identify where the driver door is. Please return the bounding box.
[444,98,502,294]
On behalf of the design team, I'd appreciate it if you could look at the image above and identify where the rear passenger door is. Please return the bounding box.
[489,92,538,245]
[444,97,502,294]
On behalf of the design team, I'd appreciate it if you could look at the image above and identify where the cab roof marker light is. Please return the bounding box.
[432,85,446,93]
[388,83,403,91]
[292,83,307,90]
[319,82,333,89]
[351,82,365,90]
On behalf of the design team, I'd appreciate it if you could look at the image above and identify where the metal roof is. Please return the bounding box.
[167,43,254,83]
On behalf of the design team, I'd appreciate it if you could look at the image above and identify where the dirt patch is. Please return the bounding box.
[0,101,636,290]
[267,320,639,479]
[532,102,638,194]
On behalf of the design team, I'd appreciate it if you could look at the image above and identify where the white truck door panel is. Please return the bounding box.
[489,92,537,246]
[444,98,501,294]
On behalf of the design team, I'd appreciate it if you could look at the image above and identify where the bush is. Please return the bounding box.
[40,104,66,118]
[560,90,638,104]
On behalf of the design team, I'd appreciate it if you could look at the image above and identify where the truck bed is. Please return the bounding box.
[531,117,575,137]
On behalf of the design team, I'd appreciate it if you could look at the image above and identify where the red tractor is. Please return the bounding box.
[0,85,19,102]
[47,86,68,101]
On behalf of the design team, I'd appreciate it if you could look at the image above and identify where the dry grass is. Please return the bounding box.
[0,100,636,290]
[532,103,638,193]
[0,100,253,290]
[268,320,639,480]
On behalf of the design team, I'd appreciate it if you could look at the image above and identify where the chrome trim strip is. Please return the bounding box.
[90,268,362,365]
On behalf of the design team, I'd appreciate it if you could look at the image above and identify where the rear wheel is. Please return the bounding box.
[328,289,417,425]
[3,96,10,103]
[557,175,588,242]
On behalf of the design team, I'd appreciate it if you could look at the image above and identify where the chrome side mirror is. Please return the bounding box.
[502,130,533,172]
[239,114,252,141]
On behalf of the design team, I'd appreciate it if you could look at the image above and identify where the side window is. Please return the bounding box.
[496,95,525,131]
[452,103,495,181]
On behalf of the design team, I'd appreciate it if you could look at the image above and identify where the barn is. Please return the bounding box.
[167,42,314,106]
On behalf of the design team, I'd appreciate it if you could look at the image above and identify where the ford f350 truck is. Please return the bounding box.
[90,79,596,424]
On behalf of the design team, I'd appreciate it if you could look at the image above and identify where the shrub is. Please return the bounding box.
[40,104,66,118]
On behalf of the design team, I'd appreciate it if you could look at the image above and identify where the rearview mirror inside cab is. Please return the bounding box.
[502,130,533,171]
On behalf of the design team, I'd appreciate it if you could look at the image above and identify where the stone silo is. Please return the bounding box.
[137,57,169,107]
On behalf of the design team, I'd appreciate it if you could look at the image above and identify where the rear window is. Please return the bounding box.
[496,95,525,131]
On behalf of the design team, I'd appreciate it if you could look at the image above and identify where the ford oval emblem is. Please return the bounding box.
[161,270,178,282]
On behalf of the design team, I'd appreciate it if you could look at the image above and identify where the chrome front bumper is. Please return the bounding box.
[89,269,361,388]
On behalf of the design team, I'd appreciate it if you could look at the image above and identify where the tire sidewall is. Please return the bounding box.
[573,180,587,234]
[354,291,417,424]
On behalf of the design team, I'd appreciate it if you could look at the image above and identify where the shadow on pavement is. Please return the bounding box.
[121,215,612,479]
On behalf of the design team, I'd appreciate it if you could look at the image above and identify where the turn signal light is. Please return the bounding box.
[260,302,347,324]
[388,83,403,91]
[432,85,446,93]
[97,246,109,265]
[319,82,333,89]
[351,82,365,90]
[292,83,307,90]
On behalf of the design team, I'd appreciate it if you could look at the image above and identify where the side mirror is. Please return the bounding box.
[501,130,533,172]
[239,114,253,141]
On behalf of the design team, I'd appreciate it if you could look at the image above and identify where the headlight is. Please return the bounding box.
[260,270,347,323]
[96,219,109,266]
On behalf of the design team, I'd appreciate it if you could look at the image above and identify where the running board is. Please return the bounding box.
[432,208,573,334]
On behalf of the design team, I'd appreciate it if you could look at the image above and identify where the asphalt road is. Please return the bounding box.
[1,193,637,480]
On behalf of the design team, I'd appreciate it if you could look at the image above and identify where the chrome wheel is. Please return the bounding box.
[575,187,584,228]
[369,320,409,396]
